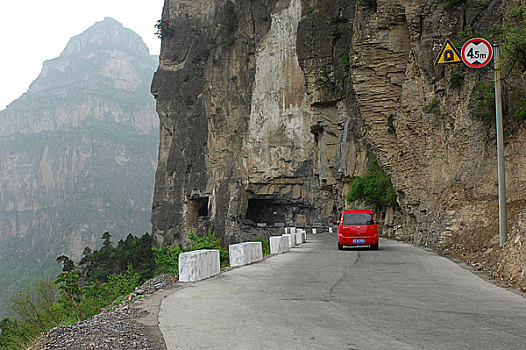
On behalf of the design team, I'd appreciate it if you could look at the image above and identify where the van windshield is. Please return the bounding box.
[343,213,374,225]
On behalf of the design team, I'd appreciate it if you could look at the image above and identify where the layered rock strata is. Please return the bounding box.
[152,0,526,288]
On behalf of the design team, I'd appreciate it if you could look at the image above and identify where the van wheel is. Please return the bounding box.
[370,244,379,250]
[338,243,343,250]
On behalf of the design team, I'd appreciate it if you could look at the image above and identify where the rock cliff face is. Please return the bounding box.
[0,17,159,313]
[152,0,357,245]
[152,0,526,289]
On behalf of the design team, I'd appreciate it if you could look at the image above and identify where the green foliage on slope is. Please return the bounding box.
[346,159,397,210]
[0,231,232,349]
[153,232,230,274]
[81,233,157,282]
[251,237,271,257]
[0,233,153,348]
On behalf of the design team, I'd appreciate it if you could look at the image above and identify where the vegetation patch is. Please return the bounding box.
[387,113,395,132]
[338,53,350,70]
[153,232,229,274]
[331,26,342,41]
[456,5,526,124]
[358,0,377,10]
[422,98,440,114]
[154,20,174,39]
[443,0,463,10]
[252,237,271,257]
[449,72,464,88]
[471,81,495,122]
[210,1,238,48]
[315,67,335,89]
[0,231,229,349]
[330,16,348,25]
[346,159,397,210]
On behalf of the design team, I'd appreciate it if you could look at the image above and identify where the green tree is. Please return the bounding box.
[101,232,112,249]
[56,255,74,272]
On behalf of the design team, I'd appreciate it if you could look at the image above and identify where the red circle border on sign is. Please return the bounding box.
[461,38,493,68]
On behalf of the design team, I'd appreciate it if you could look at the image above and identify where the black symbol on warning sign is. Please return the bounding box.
[444,49,455,62]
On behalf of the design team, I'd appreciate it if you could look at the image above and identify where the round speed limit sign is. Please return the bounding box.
[461,38,493,68]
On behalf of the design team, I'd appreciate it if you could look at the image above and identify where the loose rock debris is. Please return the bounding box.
[29,275,177,350]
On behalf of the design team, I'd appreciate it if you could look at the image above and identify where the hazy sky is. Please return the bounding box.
[0,0,164,109]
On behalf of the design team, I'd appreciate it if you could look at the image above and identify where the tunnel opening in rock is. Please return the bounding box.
[245,199,287,225]
[188,197,209,226]
[245,198,316,226]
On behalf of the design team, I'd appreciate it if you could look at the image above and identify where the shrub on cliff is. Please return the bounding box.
[0,265,143,349]
[153,232,229,274]
[346,159,397,210]
[187,232,229,262]
[152,244,184,275]
[0,232,155,349]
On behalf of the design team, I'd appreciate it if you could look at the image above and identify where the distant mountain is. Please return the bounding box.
[0,17,159,317]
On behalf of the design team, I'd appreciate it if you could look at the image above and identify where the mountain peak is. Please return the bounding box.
[102,16,121,24]
[3,18,157,114]
[61,17,150,57]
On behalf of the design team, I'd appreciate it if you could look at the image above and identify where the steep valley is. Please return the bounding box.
[0,18,159,316]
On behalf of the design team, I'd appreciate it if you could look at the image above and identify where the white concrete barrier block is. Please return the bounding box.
[229,242,263,267]
[179,250,220,283]
[294,231,304,245]
[280,235,290,252]
[270,236,289,254]
[291,233,298,247]
[283,234,292,248]
[270,236,283,254]
[312,228,317,235]
[301,229,307,242]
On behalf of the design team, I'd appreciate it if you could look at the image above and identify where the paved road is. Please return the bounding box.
[159,234,526,349]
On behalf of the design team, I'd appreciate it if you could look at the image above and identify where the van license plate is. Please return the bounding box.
[353,239,365,243]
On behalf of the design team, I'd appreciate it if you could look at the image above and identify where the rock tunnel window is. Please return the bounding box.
[245,199,286,225]
[189,197,209,226]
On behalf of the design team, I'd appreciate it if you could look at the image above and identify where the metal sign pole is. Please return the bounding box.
[493,44,507,246]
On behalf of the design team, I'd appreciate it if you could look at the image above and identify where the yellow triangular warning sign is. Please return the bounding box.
[434,38,462,66]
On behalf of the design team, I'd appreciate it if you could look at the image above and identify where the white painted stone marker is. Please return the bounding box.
[179,249,220,283]
[269,236,282,254]
[294,230,304,245]
[291,232,298,247]
[229,242,263,267]
[270,236,289,254]
[329,227,333,234]
[283,233,292,248]
[281,235,290,252]
[312,228,317,235]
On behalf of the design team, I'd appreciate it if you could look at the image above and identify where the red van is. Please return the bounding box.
[337,209,379,250]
